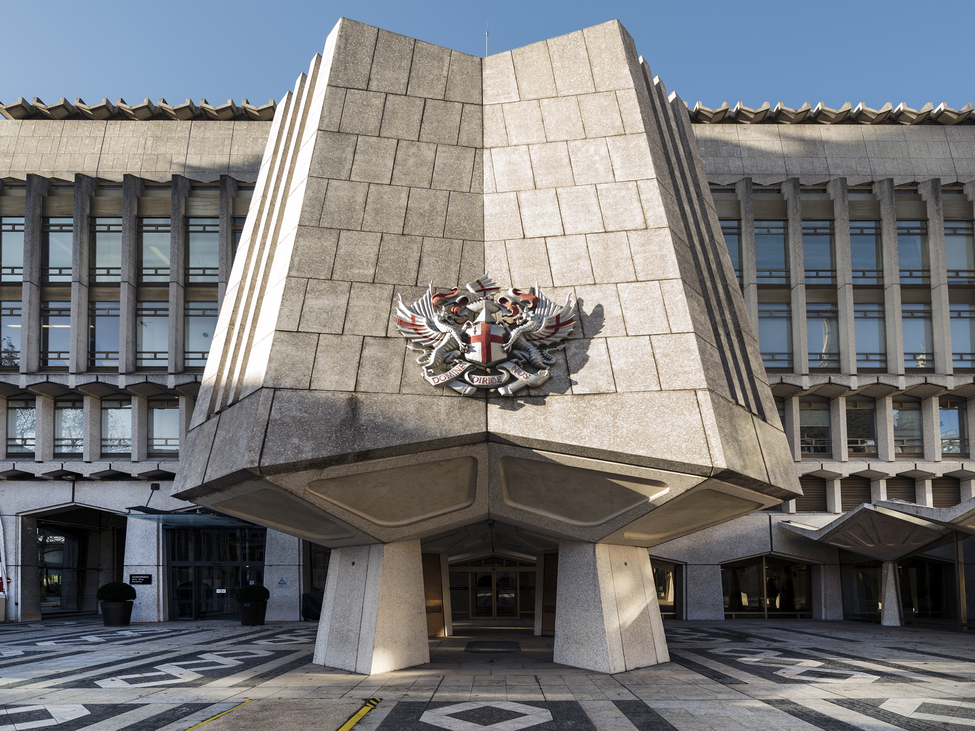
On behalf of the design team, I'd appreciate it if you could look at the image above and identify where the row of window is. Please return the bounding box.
[793,475,964,512]
[7,393,179,458]
[721,219,975,286]
[757,301,975,371]
[0,300,219,370]
[792,395,966,460]
[0,216,245,284]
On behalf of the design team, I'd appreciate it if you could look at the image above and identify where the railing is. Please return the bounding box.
[7,437,35,453]
[756,269,789,283]
[90,266,121,281]
[899,268,930,284]
[852,269,883,285]
[762,352,793,369]
[857,352,887,369]
[894,437,924,457]
[139,267,170,282]
[804,268,836,284]
[801,439,832,457]
[42,267,72,283]
[953,353,975,368]
[941,438,969,457]
[149,437,179,454]
[54,437,83,453]
[905,352,935,369]
[808,353,840,369]
[848,438,878,457]
[137,351,168,368]
[89,350,119,368]
[947,269,975,285]
[101,438,132,453]
[41,351,70,367]
[187,266,219,282]
[184,351,209,367]
[0,349,20,368]
[0,265,23,281]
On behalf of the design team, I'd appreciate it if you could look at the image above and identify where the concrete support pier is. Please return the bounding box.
[554,541,669,673]
[880,560,902,627]
[314,540,429,675]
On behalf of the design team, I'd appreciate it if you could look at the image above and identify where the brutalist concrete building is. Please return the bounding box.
[0,18,973,673]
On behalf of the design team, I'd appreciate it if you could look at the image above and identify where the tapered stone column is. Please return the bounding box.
[554,541,669,674]
[880,560,901,627]
[314,539,428,675]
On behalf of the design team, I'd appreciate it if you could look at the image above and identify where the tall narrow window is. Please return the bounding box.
[807,302,839,369]
[100,397,131,455]
[187,218,219,282]
[232,216,246,263]
[184,301,218,368]
[88,301,120,368]
[148,395,180,456]
[758,302,792,369]
[720,220,741,285]
[897,220,929,284]
[138,217,170,282]
[892,396,923,458]
[802,220,835,283]
[0,216,25,282]
[137,301,169,369]
[54,395,83,455]
[41,217,73,283]
[850,222,882,284]
[945,222,975,285]
[950,303,975,369]
[903,303,933,370]
[799,397,831,458]
[6,395,35,455]
[854,303,886,370]
[939,397,968,458]
[0,301,21,368]
[41,301,71,368]
[91,218,122,282]
[755,220,789,283]
[847,398,878,458]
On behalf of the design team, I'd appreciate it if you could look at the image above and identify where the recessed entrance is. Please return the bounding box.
[449,557,536,622]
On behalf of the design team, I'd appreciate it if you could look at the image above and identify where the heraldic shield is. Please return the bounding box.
[396,275,576,396]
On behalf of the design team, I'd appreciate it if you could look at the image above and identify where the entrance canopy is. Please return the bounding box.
[126,507,255,529]
[782,498,975,562]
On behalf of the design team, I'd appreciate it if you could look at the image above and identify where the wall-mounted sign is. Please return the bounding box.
[129,574,152,585]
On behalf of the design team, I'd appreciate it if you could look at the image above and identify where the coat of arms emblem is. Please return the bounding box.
[396,275,576,395]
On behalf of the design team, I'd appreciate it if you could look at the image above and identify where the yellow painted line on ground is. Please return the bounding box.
[337,698,383,731]
[185,699,254,730]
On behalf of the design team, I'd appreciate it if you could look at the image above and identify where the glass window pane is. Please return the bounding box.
[91,218,122,282]
[54,397,83,454]
[88,301,120,368]
[847,398,877,457]
[892,398,922,457]
[854,303,886,369]
[799,398,831,457]
[720,220,741,284]
[802,221,834,283]
[101,398,131,454]
[903,304,933,369]
[945,222,974,284]
[184,301,219,368]
[1,301,21,368]
[41,301,71,367]
[897,220,929,283]
[755,220,788,283]
[850,222,882,284]
[187,218,219,282]
[42,217,73,282]
[7,396,35,454]
[149,396,180,455]
[807,302,838,369]
[940,399,968,457]
[758,302,792,368]
[951,304,975,368]
[1,217,25,282]
[137,303,169,369]
[139,218,170,282]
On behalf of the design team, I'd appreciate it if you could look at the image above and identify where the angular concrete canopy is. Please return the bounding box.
[172,17,800,673]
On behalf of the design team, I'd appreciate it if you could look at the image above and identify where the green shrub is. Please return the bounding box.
[235,584,270,602]
[97,581,136,602]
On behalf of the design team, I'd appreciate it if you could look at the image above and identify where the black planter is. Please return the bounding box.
[101,601,134,627]
[239,600,267,626]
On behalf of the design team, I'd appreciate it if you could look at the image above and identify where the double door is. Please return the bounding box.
[473,571,518,618]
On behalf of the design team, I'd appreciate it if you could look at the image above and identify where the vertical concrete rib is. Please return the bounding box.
[22,174,49,374]
[829,178,855,375]
[920,179,951,374]
[783,180,807,377]
[737,178,758,330]
[169,176,190,374]
[875,179,905,375]
[218,175,238,306]
[119,174,143,374]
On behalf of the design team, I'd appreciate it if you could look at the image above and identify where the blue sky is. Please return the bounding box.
[1,0,972,111]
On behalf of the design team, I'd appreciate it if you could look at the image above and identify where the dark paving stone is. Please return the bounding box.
[465,641,521,653]
[764,699,869,731]
[376,701,429,731]
[830,698,949,731]
[613,700,677,731]
[668,654,746,685]
[546,701,598,731]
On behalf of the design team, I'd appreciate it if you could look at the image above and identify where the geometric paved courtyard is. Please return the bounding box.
[1,618,974,730]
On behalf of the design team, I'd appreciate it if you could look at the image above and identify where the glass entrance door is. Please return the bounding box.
[449,558,536,620]
[168,527,266,620]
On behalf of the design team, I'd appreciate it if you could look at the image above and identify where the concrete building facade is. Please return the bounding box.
[0,18,973,672]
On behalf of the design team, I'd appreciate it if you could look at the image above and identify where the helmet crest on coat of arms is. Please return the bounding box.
[396,274,576,395]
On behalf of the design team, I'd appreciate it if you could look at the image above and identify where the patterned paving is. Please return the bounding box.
[0,619,973,730]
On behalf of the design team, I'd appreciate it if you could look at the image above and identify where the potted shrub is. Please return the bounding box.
[97,581,136,627]
[235,584,270,626]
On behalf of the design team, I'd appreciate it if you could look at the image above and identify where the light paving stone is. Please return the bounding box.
[505,238,553,287]
[380,95,426,140]
[596,182,645,232]
[484,193,523,241]
[567,338,616,394]
[375,234,423,284]
[342,282,395,336]
[309,131,357,180]
[339,90,386,136]
[583,22,637,93]
[617,281,671,335]
[546,234,595,286]
[491,145,536,193]
[391,140,437,188]
[607,337,660,391]
[586,232,636,283]
[557,186,605,235]
[547,31,595,96]
[483,105,508,149]
[356,337,407,393]
[539,97,586,142]
[404,188,449,237]
[503,101,547,146]
[350,135,398,184]
[651,333,708,390]
[519,189,564,238]
[331,230,382,282]
[529,142,575,189]
[432,146,476,191]
[416,237,464,289]
[575,284,627,338]
[368,30,415,95]
[321,179,368,230]
[361,184,409,234]
[445,50,482,104]
[567,139,615,185]
[407,41,451,100]
[444,192,483,240]
[298,279,351,333]
[458,104,483,148]
[420,100,464,145]
[578,92,626,138]
[606,135,655,182]
[483,51,520,104]
[510,40,558,100]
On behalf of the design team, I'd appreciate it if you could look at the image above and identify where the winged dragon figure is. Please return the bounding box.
[396,275,576,395]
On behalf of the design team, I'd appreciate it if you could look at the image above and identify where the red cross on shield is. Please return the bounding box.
[467,321,506,366]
